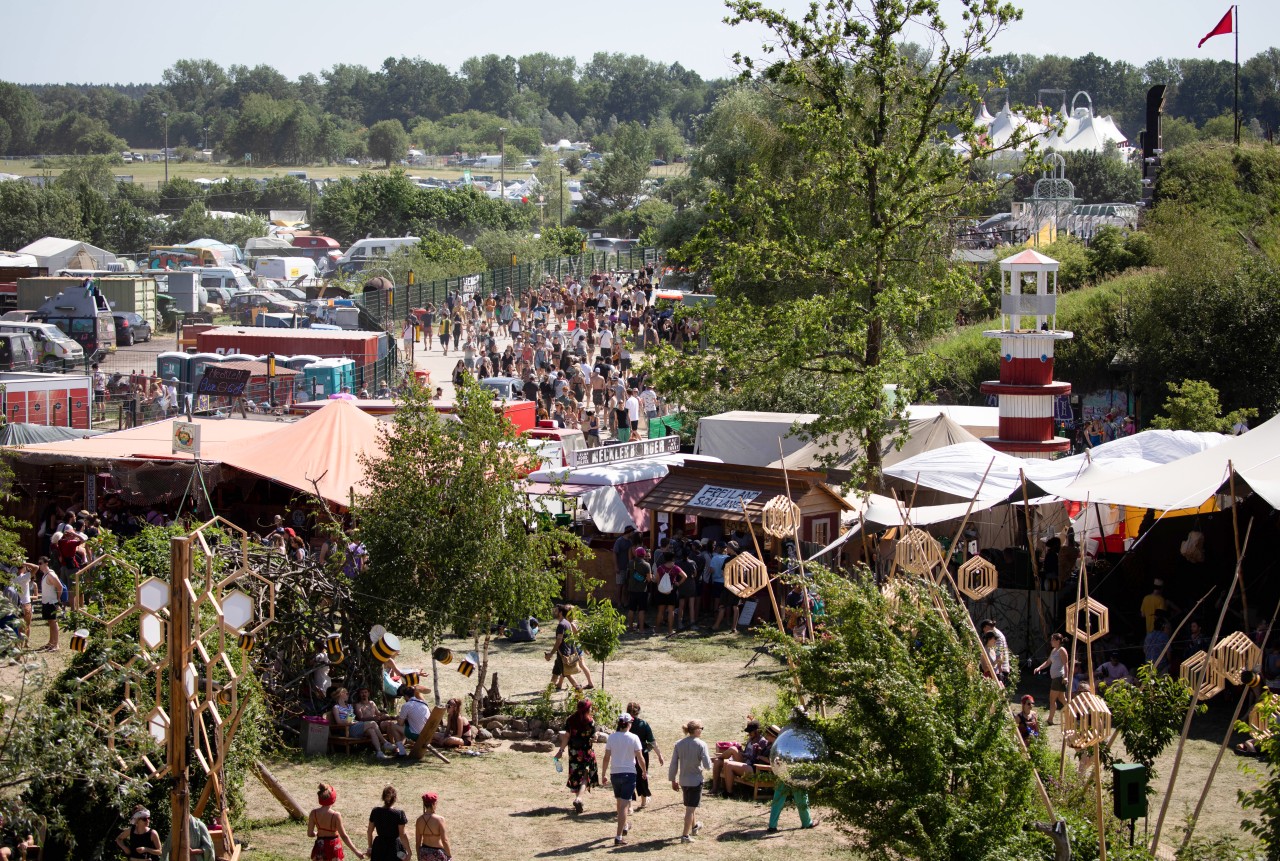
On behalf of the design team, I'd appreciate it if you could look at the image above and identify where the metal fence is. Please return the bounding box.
[354,246,663,330]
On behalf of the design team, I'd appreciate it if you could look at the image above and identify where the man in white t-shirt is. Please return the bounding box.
[599,327,614,354]
[624,391,641,440]
[14,561,34,647]
[601,713,647,846]
[397,685,432,745]
[639,384,659,421]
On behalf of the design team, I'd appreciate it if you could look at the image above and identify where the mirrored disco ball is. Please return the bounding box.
[769,723,827,787]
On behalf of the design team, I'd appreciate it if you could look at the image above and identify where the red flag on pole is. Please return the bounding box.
[1198,7,1234,48]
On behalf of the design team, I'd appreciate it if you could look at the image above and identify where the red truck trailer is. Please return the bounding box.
[0,371,93,428]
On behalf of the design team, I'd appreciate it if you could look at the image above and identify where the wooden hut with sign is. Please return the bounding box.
[636,462,853,558]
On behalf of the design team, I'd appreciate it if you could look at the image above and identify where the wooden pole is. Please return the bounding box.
[1178,590,1280,853]
[1020,469,1051,647]
[168,536,192,861]
[1060,498,1089,782]
[1228,464,1249,629]
[1079,563,1106,861]
[777,439,815,640]
[253,759,306,821]
[1150,518,1253,854]
[944,458,996,577]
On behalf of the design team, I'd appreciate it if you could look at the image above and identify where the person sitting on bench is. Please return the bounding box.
[711,720,775,796]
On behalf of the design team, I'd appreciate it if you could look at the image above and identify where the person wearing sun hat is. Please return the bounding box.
[712,719,775,796]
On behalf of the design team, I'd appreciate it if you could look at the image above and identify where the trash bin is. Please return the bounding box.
[303,716,330,756]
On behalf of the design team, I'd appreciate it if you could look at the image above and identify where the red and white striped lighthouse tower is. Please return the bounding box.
[980,249,1072,458]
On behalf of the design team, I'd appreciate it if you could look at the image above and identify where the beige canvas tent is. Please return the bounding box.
[768,413,982,484]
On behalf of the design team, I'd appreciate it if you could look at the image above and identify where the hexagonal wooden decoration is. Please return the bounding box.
[1064,691,1112,750]
[1211,631,1263,686]
[1172,647,1223,701]
[895,528,943,577]
[882,577,925,617]
[957,555,998,601]
[1179,650,1226,701]
[1064,596,1110,644]
[724,553,769,598]
[1247,697,1275,742]
[762,496,802,539]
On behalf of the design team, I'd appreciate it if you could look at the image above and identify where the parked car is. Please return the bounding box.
[227,292,299,314]
[111,312,153,346]
[0,333,37,371]
[479,376,525,401]
[343,158,360,166]
[0,321,85,369]
[650,159,667,166]
[1,310,41,322]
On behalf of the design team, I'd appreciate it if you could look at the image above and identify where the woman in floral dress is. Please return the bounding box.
[555,699,599,813]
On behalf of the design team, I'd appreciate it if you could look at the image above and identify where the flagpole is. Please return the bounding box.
[1234,4,1240,145]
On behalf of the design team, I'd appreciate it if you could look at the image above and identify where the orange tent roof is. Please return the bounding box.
[222,398,384,505]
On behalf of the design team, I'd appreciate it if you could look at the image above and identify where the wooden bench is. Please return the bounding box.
[409,706,449,762]
[327,718,376,754]
[737,763,776,801]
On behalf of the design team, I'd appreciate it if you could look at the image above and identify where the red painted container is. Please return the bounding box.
[196,327,383,367]
[0,371,93,428]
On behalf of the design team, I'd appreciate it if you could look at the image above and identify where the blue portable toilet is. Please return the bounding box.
[188,353,226,392]
[303,358,355,398]
[156,352,190,388]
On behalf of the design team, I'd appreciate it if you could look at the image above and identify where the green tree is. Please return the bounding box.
[367,119,409,167]
[1102,663,1202,779]
[661,0,1031,489]
[1087,226,1152,280]
[574,598,626,688]
[1062,147,1141,203]
[0,82,43,155]
[769,572,1040,861]
[354,378,584,720]
[0,182,84,250]
[1148,379,1257,433]
[578,121,651,225]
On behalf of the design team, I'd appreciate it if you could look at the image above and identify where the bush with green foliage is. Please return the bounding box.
[766,571,1042,861]
[1148,379,1258,433]
[1237,694,1280,857]
[1103,663,1203,780]
[574,598,626,688]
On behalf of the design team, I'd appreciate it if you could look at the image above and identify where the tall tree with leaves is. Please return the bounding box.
[354,378,584,718]
[656,0,1032,490]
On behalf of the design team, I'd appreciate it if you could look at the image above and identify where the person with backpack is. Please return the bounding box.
[652,552,687,636]
[626,547,652,634]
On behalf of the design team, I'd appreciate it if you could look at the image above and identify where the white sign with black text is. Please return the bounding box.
[567,434,681,468]
[687,484,762,513]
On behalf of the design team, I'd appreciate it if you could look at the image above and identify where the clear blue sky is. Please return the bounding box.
[0,0,1270,85]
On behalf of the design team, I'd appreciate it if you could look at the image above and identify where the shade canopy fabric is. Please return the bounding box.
[694,411,819,467]
[0,422,100,446]
[6,399,384,506]
[844,492,1006,527]
[884,429,1227,502]
[1058,413,1280,509]
[768,414,981,481]
[580,486,638,534]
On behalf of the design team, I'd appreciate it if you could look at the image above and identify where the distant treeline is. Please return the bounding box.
[2,47,1279,163]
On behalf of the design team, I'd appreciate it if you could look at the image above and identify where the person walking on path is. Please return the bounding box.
[365,786,408,861]
[601,713,647,846]
[668,719,711,843]
[626,702,663,811]
[767,781,818,834]
[307,784,365,860]
[414,792,451,861]
[1033,633,1070,725]
[555,699,600,813]
[401,317,417,365]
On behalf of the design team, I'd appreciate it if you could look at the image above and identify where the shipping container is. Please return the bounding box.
[0,371,93,428]
[93,277,158,329]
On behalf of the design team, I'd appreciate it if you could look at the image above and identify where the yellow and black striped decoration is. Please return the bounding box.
[70,628,89,653]
[1241,669,1263,688]
[371,631,401,664]
[457,651,479,677]
[238,631,255,651]
[403,671,420,688]
[217,686,234,706]
[432,647,453,665]
[326,633,345,665]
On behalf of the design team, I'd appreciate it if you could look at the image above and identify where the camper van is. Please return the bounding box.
[334,237,420,275]
[0,321,85,368]
[31,282,116,360]
[254,256,318,283]
[189,267,254,298]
